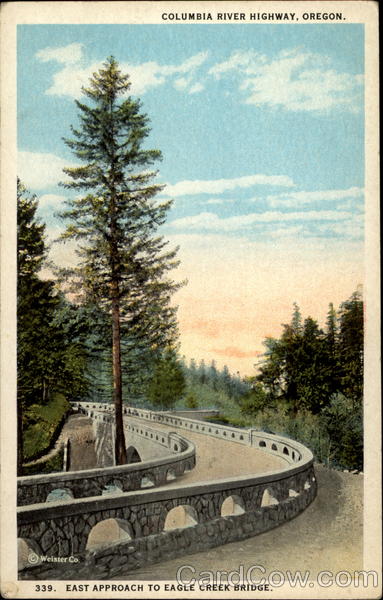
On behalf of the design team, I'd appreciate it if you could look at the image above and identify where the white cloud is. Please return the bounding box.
[317,217,364,240]
[267,225,307,239]
[18,151,77,190]
[209,50,262,76]
[338,199,364,211]
[174,77,189,90]
[43,62,100,97]
[169,209,352,231]
[209,48,362,112]
[189,82,204,94]
[36,47,209,97]
[35,43,84,65]
[173,77,204,94]
[164,174,294,197]
[267,186,364,208]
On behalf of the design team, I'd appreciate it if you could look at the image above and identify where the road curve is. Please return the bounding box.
[125,417,287,486]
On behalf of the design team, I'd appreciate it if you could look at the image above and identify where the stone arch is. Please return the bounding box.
[46,488,74,503]
[18,538,42,570]
[221,494,245,516]
[271,443,278,451]
[86,518,133,550]
[283,446,289,455]
[259,440,266,448]
[141,473,156,488]
[166,468,177,481]
[184,461,193,473]
[164,505,198,531]
[126,446,142,464]
[261,488,279,507]
[102,481,123,496]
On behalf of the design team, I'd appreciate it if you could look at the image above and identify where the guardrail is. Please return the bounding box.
[75,401,310,468]
[18,401,317,578]
[17,409,195,506]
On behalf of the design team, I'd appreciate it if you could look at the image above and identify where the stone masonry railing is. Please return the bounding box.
[77,401,310,467]
[17,409,195,506]
[18,401,317,578]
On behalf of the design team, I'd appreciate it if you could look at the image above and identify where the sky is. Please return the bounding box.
[17,24,364,375]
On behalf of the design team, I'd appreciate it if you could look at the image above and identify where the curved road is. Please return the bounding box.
[122,418,363,581]
[68,413,363,581]
[126,417,287,485]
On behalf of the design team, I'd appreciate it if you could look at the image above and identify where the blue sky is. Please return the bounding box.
[17,24,365,373]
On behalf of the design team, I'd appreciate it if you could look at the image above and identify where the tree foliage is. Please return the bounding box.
[147,350,186,409]
[184,358,250,400]
[17,180,88,473]
[256,293,363,414]
[242,291,364,470]
[59,57,182,463]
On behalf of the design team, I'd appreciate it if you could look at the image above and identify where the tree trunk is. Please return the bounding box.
[111,288,127,465]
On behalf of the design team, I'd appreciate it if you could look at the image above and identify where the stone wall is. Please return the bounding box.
[18,463,316,558]
[18,420,195,505]
[77,401,311,467]
[18,402,317,578]
[166,409,220,421]
[20,473,316,580]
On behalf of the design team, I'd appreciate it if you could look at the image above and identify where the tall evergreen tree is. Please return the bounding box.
[291,302,303,334]
[337,291,363,403]
[59,57,181,464]
[326,302,337,353]
[147,350,186,410]
[17,180,89,473]
[17,179,46,473]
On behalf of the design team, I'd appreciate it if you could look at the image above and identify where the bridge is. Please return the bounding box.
[18,402,317,580]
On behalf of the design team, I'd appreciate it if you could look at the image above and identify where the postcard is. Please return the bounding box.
[0,1,380,598]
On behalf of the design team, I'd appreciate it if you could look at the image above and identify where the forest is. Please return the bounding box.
[177,293,363,471]
[18,176,363,473]
[17,58,363,474]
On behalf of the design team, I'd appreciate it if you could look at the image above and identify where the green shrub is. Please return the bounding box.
[22,447,64,476]
[321,393,363,470]
[23,393,71,461]
[185,392,199,409]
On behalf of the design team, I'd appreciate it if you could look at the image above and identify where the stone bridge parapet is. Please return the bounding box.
[76,401,310,467]
[19,461,316,565]
[18,401,317,577]
[18,413,195,506]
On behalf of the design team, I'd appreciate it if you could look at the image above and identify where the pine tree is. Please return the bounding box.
[59,57,181,464]
[17,180,89,473]
[17,179,46,473]
[326,302,337,353]
[147,350,186,409]
[291,302,303,334]
[197,359,207,384]
[337,291,363,403]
